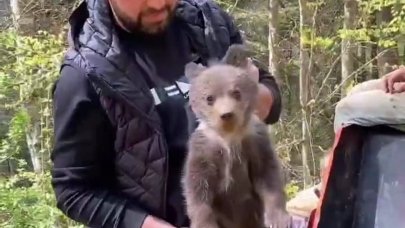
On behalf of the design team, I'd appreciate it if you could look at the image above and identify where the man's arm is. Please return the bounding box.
[220,9,282,124]
[51,65,147,228]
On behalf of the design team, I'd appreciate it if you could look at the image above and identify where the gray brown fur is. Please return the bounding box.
[182,45,289,228]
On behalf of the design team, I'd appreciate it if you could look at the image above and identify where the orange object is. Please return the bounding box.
[309,127,341,228]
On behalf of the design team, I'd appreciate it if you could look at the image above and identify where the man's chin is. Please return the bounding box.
[140,24,168,35]
[117,17,170,36]
[139,19,171,35]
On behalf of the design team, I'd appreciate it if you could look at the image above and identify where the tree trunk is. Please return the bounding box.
[376,6,399,77]
[26,121,41,173]
[9,0,19,30]
[341,0,358,97]
[365,42,379,80]
[268,0,280,81]
[298,0,312,188]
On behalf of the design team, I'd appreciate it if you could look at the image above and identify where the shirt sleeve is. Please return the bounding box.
[220,8,283,124]
[51,65,147,228]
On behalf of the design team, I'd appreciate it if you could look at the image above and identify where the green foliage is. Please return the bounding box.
[0,29,65,170]
[285,182,301,200]
[0,109,30,164]
[312,36,336,50]
[0,29,64,107]
[338,28,371,42]
[0,172,84,228]
[340,0,405,48]
[0,29,71,226]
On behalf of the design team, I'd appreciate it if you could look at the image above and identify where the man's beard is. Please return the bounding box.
[110,2,175,35]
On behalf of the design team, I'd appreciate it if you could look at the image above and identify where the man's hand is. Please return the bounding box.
[256,84,274,120]
[246,58,274,120]
[246,58,260,83]
[142,216,176,228]
[383,67,405,94]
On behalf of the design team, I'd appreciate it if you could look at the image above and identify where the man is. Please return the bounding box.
[51,0,282,227]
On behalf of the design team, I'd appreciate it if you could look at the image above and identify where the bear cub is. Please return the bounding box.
[181,44,289,228]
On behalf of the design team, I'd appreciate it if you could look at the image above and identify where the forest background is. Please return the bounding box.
[0,0,403,226]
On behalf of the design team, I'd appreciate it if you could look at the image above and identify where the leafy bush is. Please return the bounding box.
[0,29,83,227]
[285,182,301,200]
[0,172,84,228]
[0,29,64,170]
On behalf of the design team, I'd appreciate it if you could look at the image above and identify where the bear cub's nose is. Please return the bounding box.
[220,112,235,121]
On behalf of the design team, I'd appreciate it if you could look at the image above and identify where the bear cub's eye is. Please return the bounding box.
[206,95,215,105]
[230,90,241,100]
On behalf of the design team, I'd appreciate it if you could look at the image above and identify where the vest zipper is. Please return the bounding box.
[132,51,171,219]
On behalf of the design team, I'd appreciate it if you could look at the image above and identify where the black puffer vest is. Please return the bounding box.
[61,0,238,219]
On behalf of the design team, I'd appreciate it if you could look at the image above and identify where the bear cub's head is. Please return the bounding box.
[185,44,259,135]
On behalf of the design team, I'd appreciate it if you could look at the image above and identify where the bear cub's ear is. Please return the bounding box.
[221,44,254,69]
[184,62,207,81]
